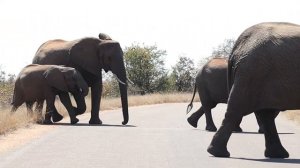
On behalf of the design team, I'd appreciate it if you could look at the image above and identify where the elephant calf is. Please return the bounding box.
[11,64,89,124]
[186,58,275,132]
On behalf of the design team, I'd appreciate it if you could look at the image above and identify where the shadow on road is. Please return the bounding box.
[230,157,300,164]
[51,123,137,127]
[233,131,294,135]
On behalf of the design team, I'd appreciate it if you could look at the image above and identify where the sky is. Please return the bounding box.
[0,0,299,76]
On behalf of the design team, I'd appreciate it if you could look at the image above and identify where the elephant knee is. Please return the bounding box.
[75,104,86,115]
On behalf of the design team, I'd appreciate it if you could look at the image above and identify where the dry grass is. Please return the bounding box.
[284,110,300,124]
[0,108,34,135]
[101,92,198,111]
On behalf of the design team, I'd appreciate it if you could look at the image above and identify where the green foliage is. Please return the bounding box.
[124,43,168,93]
[211,38,235,58]
[171,56,195,92]
[102,72,120,98]
[198,38,235,68]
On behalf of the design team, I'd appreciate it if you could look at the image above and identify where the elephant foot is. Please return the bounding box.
[233,126,243,132]
[258,128,264,134]
[70,118,79,125]
[42,119,53,125]
[89,117,102,125]
[187,116,198,128]
[265,146,289,158]
[206,125,217,132]
[74,107,86,116]
[52,112,63,122]
[207,144,230,157]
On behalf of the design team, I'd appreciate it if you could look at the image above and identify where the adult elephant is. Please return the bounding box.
[207,22,300,158]
[186,58,278,132]
[32,35,129,125]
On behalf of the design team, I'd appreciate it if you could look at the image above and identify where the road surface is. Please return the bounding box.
[0,103,300,168]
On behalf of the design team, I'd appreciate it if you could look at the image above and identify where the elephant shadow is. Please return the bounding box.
[233,131,295,135]
[51,123,137,127]
[229,157,300,164]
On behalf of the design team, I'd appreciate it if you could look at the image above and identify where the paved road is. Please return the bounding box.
[0,103,300,168]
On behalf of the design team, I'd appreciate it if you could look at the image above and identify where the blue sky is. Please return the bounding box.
[0,0,299,75]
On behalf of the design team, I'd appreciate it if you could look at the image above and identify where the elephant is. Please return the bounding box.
[11,64,89,124]
[186,58,277,132]
[207,22,300,158]
[32,35,129,125]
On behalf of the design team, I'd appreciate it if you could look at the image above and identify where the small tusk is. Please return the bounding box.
[114,74,126,85]
[127,78,134,85]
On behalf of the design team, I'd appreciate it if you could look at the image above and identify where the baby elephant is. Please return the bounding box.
[186,58,277,132]
[11,64,89,124]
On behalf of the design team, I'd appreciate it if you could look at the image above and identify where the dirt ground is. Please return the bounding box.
[0,124,55,154]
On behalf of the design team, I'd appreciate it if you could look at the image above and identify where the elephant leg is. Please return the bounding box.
[255,111,264,133]
[47,96,63,123]
[207,104,243,157]
[51,106,63,123]
[44,96,56,124]
[26,101,34,116]
[187,106,205,128]
[34,100,44,123]
[255,109,289,158]
[72,93,87,116]
[58,93,79,124]
[89,81,102,124]
[232,117,243,132]
[204,107,217,132]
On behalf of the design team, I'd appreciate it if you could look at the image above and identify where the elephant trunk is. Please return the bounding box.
[113,65,129,125]
[77,74,89,97]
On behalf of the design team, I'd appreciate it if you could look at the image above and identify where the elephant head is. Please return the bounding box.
[69,38,129,125]
[43,66,89,97]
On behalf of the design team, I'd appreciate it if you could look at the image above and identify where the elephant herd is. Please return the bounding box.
[11,33,129,125]
[10,22,300,159]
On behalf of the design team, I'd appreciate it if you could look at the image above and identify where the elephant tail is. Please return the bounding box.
[186,81,197,114]
[227,55,235,94]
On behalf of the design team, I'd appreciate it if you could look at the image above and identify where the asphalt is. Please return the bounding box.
[0,103,299,168]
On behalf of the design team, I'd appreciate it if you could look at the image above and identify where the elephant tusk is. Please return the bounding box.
[127,77,134,85]
[113,74,126,85]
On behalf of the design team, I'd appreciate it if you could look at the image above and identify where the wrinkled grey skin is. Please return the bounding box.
[187,58,230,131]
[32,34,129,125]
[207,22,300,158]
[11,64,89,124]
[187,58,276,132]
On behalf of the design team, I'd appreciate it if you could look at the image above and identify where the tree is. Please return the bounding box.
[7,74,16,84]
[211,38,235,58]
[171,56,195,92]
[124,43,168,93]
[198,38,235,68]
[0,66,5,85]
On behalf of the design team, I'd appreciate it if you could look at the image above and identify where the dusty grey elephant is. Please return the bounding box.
[11,64,89,124]
[207,22,300,158]
[32,35,129,125]
[186,58,277,132]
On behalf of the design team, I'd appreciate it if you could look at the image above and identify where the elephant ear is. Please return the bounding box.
[98,40,122,72]
[98,33,112,40]
[43,67,68,92]
[69,38,102,77]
